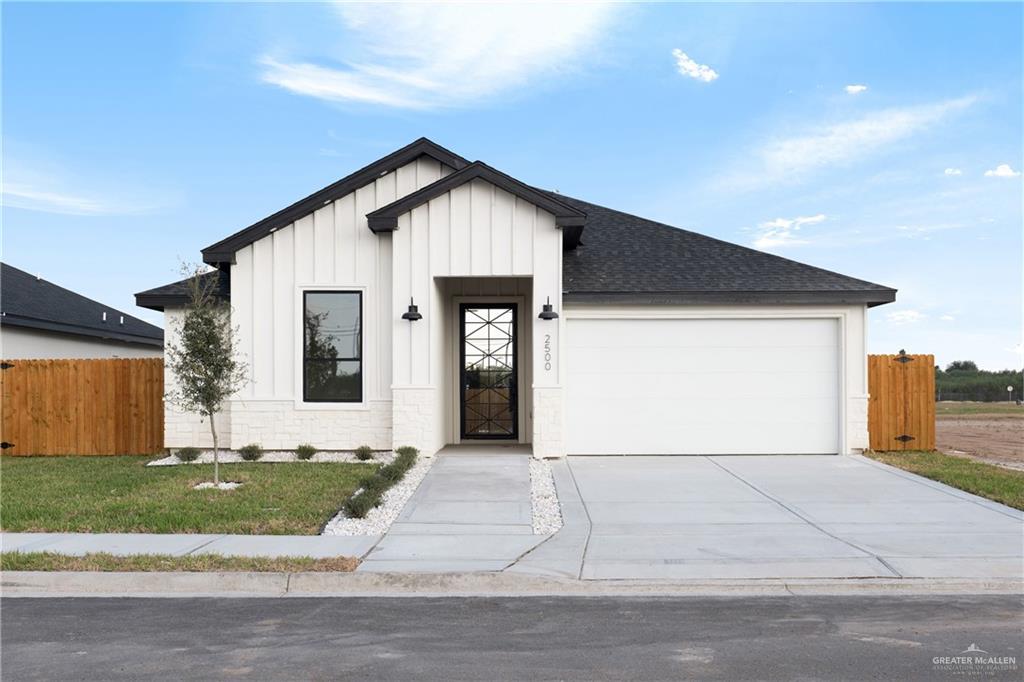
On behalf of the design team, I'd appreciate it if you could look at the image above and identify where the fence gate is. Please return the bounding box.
[0,358,164,456]
[867,352,935,451]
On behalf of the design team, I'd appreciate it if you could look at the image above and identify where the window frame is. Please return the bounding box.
[301,289,363,404]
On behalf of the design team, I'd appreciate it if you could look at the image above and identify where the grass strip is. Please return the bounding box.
[867,450,1024,510]
[342,446,419,518]
[0,456,377,535]
[1,551,358,572]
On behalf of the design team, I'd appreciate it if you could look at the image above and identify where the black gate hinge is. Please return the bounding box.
[0,442,15,449]
[895,434,915,443]
[895,350,913,364]
[0,362,13,370]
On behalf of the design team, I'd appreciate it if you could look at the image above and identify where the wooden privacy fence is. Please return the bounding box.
[0,358,163,456]
[868,352,935,451]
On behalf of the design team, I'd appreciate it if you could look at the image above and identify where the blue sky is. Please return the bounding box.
[3,2,1021,369]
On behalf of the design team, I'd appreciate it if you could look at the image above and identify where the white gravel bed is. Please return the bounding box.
[148,450,395,466]
[321,455,434,536]
[530,458,563,535]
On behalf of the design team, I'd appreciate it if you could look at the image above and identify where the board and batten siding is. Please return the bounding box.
[389,178,565,456]
[231,157,453,404]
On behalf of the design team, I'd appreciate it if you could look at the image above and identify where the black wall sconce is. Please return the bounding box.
[538,296,559,320]
[401,297,422,321]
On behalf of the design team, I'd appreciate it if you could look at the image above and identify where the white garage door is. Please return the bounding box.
[566,318,840,455]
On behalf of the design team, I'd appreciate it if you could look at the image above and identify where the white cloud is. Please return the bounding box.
[1,182,121,215]
[940,314,956,322]
[944,167,962,176]
[260,3,620,110]
[727,95,976,188]
[886,310,927,324]
[752,213,826,249]
[984,163,1020,178]
[672,49,718,83]
[844,84,868,95]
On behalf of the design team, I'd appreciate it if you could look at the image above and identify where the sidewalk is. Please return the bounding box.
[2,532,381,559]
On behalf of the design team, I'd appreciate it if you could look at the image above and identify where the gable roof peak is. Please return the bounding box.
[366,159,587,242]
[201,137,469,265]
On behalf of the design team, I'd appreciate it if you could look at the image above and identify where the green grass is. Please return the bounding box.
[0,456,377,534]
[936,401,1023,416]
[1,551,358,572]
[867,450,1024,510]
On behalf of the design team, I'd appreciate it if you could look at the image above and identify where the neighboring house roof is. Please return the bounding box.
[557,195,896,307]
[2,263,164,346]
[201,137,469,265]
[366,161,587,249]
[140,138,895,309]
[135,270,230,312]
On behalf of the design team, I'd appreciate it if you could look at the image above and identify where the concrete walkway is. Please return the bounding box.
[2,532,381,559]
[357,447,549,572]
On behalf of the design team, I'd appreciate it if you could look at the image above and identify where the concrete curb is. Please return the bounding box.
[3,571,1020,598]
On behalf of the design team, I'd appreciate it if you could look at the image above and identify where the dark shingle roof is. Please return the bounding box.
[1,263,163,345]
[135,270,230,312]
[556,195,896,307]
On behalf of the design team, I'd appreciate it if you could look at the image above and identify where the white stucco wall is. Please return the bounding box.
[1,325,162,359]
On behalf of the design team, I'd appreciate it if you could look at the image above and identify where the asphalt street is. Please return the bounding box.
[2,596,1021,680]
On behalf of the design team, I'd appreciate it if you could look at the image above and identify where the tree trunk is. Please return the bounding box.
[208,412,220,486]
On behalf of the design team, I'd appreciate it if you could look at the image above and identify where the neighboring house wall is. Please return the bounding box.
[1,326,163,359]
[225,157,455,451]
[162,307,230,449]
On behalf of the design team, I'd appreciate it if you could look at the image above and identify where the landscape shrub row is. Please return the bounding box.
[343,446,419,519]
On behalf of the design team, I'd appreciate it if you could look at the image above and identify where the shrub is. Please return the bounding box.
[295,444,317,461]
[343,492,377,519]
[354,445,375,461]
[340,446,419,519]
[238,444,264,461]
[176,447,201,462]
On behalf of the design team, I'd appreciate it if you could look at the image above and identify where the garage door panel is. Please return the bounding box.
[566,318,840,455]
[568,318,838,349]
[569,345,839,375]
[567,370,838,401]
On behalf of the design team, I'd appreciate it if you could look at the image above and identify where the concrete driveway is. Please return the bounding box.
[556,455,1023,580]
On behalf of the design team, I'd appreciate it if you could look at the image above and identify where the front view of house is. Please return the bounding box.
[137,139,896,458]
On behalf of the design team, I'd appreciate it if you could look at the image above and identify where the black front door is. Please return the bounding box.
[460,303,518,440]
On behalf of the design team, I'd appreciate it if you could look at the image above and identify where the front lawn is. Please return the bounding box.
[866,450,1024,510]
[1,551,358,572]
[0,456,377,534]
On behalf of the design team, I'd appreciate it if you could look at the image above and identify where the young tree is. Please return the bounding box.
[165,265,248,486]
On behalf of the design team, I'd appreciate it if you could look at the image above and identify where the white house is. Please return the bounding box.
[137,139,895,458]
[2,262,163,359]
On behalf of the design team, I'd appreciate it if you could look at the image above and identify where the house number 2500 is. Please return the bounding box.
[543,334,552,371]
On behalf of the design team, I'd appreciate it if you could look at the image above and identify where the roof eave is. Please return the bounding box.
[1,314,164,346]
[562,289,897,307]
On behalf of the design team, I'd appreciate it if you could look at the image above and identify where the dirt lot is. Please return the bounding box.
[936,402,1023,470]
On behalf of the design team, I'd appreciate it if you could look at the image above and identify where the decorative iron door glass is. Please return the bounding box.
[303,291,362,402]
[460,304,518,439]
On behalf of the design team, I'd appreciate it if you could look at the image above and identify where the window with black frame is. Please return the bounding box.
[303,291,362,402]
